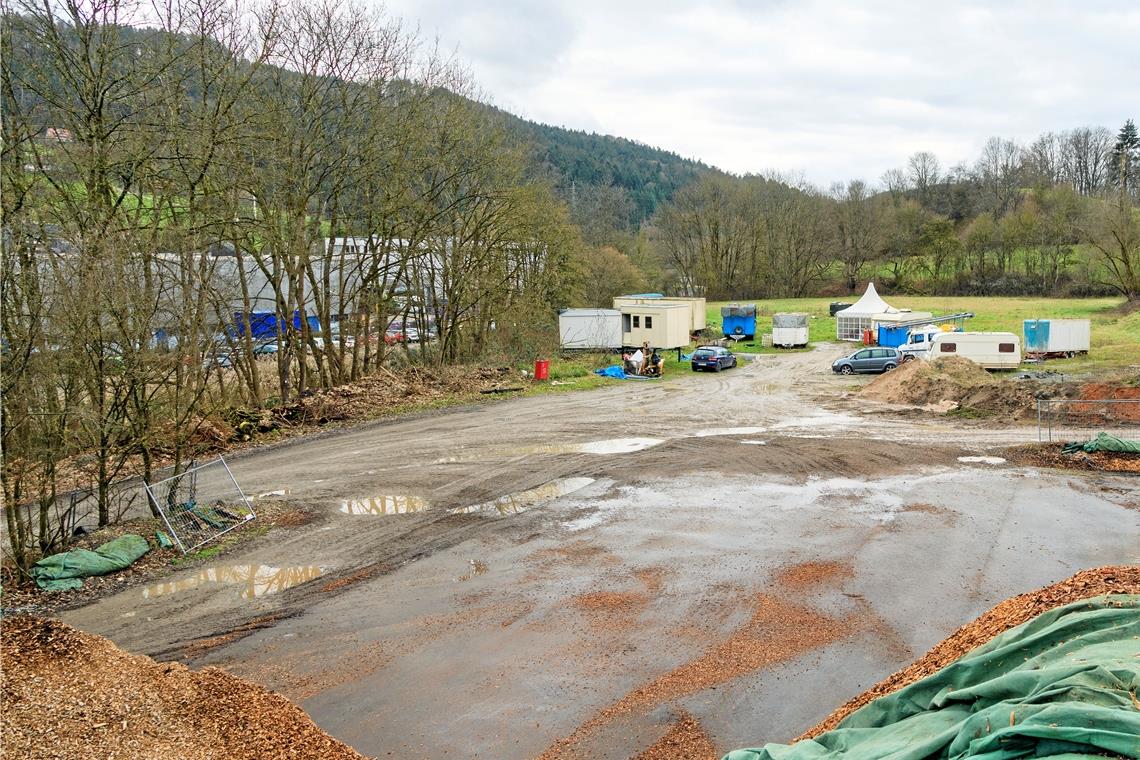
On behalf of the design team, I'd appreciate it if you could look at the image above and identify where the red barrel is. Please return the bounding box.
[862,329,873,345]
[534,359,550,381]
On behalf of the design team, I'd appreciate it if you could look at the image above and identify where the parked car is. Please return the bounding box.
[831,347,901,375]
[691,345,737,372]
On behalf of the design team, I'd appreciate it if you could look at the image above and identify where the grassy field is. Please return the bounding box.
[705,296,1139,372]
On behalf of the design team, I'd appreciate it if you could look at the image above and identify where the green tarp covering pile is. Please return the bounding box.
[30,534,150,591]
[725,595,1140,760]
[1062,433,1140,455]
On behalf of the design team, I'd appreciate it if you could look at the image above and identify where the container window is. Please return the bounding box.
[998,343,1015,353]
[623,314,631,332]
[940,342,956,353]
[633,316,640,328]
[645,316,653,328]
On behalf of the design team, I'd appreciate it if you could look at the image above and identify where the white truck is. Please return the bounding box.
[897,325,947,363]
[912,331,1022,370]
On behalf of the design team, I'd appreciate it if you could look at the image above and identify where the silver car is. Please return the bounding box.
[831,347,901,375]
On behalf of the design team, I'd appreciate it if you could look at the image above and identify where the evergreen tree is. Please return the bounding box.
[1110,119,1139,196]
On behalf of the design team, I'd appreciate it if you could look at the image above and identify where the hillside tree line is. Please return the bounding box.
[646,123,1139,302]
[1,0,582,567]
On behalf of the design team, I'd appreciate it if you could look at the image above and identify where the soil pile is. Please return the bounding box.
[799,564,1140,739]
[859,357,1037,419]
[1,616,369,760]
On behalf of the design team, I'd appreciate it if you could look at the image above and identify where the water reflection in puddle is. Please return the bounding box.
[690,427,766,438]
[339,495,428,515]
[453,477,596,515]
[575,438,663,454]
[141,564,324,600]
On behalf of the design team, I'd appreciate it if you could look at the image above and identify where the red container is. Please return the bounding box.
[534,359,550,381]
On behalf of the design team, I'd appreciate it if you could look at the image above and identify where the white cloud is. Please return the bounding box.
[383,0,1140,187]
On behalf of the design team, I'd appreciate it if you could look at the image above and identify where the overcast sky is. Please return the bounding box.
[383,0,1139,187]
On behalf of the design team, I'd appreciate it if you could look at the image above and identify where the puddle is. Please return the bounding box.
[772,412,859,430]
[339,495,428,515]
[456,559,489,581]
[141,564,324,600]
[453,477,596,515]
[690,427,766,438]
[957,456,1007,465]
[575,438,663,455]
[740,440,768,445]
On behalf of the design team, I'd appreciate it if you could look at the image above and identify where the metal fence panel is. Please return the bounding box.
[1036,399,1140,443]
[144,457,254,554]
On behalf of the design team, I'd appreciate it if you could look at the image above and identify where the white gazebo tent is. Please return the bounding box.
[835,283,898,341]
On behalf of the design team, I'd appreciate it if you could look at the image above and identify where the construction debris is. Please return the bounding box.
[0,616,368,760]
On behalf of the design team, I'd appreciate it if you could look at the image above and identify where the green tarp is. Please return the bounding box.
[30,534,151,591]
[724,595,1140,760]
[1062,433,1140,455]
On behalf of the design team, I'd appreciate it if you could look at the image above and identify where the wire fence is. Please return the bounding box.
[1036,399,1140,443]
[144,457,254,554]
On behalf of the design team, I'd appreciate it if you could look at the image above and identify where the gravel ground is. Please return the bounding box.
[0,616,369,760]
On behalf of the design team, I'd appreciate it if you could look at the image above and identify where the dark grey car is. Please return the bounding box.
[831,347,901,375]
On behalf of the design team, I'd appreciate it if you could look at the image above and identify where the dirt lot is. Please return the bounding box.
[32,345,1140,758]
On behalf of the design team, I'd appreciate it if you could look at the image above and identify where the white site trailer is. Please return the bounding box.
[613,296,706,333]
[620,303,691,349]
[558,308,622,350]
[771,313,809,348]
[1023,319,1091,358]
[922,332,1022,370]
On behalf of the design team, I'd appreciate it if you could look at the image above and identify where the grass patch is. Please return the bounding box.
[706,296,1140,372]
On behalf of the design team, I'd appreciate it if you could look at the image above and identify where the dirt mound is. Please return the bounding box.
[859,357,1037,419]
[1,616,368,760]
[799,564,1140,739]
[861,356,994,405]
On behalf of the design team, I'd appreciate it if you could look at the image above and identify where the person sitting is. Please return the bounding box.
[650,348,663,377]
[629,347,644,375]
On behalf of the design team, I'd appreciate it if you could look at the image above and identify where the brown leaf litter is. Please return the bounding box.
[1,616,370,760]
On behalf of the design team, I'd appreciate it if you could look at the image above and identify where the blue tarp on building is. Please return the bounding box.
[233,312,320,339]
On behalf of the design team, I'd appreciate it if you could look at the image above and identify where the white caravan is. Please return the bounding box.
[918,332,1022,370]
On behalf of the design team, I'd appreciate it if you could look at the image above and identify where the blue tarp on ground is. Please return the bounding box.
[594,365,654,380]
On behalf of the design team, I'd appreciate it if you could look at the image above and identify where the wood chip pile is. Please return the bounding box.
[799,564,1140,739]
[1,616,369,760]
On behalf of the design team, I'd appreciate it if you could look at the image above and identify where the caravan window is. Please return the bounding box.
[645,316,653,328]
[940,342,957,353]
[633,316,640,328]
[998,343,1016,353]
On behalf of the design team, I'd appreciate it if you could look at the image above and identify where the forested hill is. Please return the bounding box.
[490,107,711,224]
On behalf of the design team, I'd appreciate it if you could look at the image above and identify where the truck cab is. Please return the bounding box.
[898,325,946,362]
